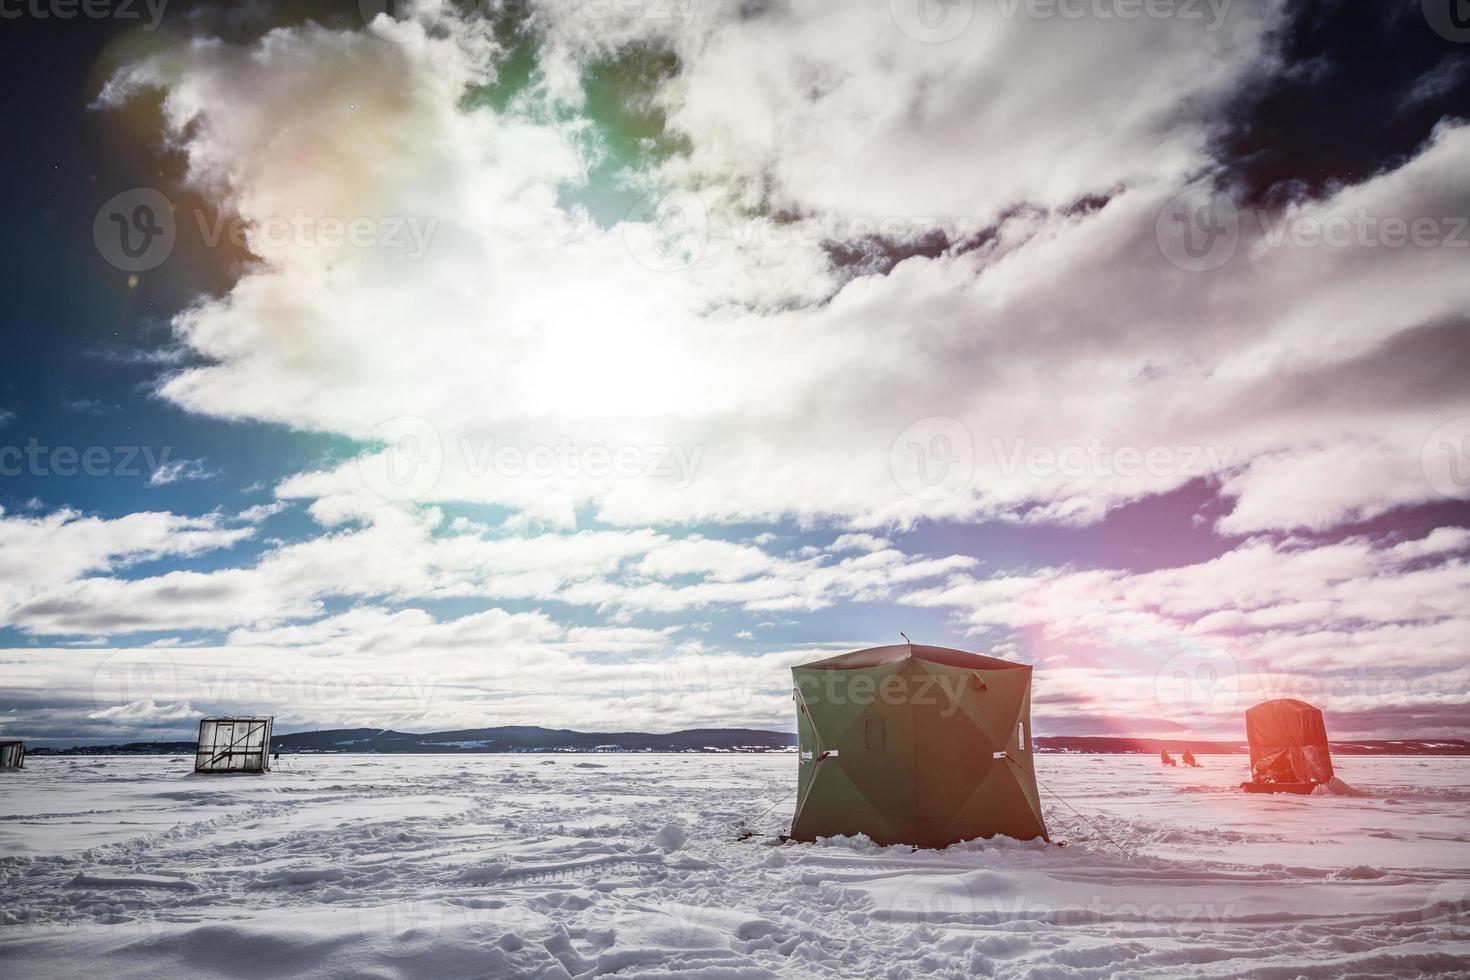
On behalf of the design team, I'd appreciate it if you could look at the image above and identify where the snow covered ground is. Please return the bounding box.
[2,753,1467,978]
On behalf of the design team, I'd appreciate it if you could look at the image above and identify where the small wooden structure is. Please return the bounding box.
[194,717,273,774]
[0,740,24,769]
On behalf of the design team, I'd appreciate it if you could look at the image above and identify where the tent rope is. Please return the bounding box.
[738,784,798,834]
[1003,754,1131,858]
[788,684,831,829]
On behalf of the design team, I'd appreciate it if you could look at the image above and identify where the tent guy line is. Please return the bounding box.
[1002,753,1131,858]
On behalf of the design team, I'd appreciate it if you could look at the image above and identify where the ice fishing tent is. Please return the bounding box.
[0,740,24,769]
[790,644,1047,847]
[1241,698,1333,794]
[194,717,273,774]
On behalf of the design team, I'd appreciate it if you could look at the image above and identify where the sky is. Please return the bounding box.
[1,0,1468,746]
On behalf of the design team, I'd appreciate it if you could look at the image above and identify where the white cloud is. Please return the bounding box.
[7,611,832,736]
[87,699,199,723]
[237,501,288,524]
[0,498,975,636]
[0,508,253,629]
[535,0,1285,221]
[90,7,1469,537]
[900,528,1470,735]
[827,533,891,553]
[148,458,214,486]
[23,2,1462,742]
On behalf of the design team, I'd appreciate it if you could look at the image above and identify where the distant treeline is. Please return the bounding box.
[1034,736,1470,755]
[26,726,1470,755]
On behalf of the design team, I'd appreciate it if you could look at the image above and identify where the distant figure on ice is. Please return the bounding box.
[1161,750,1177,766]
[1182,749,1200,767]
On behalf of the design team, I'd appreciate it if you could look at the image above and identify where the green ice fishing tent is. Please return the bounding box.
[789,643,1048,847]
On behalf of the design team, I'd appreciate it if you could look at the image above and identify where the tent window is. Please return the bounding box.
[1018,722,1027,751]
[865,719,885,749]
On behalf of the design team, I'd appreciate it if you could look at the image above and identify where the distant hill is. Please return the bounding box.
[273,726,796,753]
[1033,736,1470,755]
[31,726,799,755]
[27,727,1470,755]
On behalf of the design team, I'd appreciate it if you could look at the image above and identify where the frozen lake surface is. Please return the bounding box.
[2,753,1468,978]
